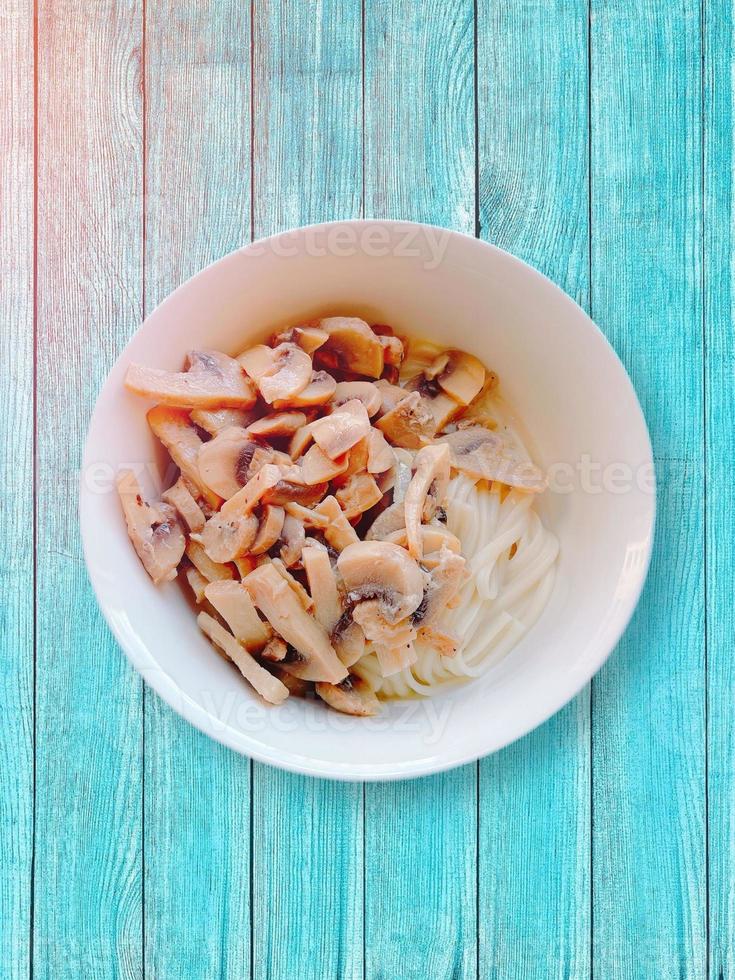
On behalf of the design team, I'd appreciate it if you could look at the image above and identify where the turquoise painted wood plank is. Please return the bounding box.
[34,3,144,977]
[363,3,477,977]
[0,2,33,977]
[476,2,591,977]
[590,2,705,977]
[704,3,735,976]
[143,4,252,977]
[251,3,364,978]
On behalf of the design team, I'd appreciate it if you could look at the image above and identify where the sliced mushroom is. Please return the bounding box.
[191,407,258,435]
[243,563,347,684]
[117,470,185,585]
[332,381,382,418]
[161,477,206,532]
[411,547,467,628]
[310,398,371,460]
[184,565,209,603]
[314,496,360,552]
[403,443,451,560]
[126,349,257,409]
[337,541,427,623]
[273,324,329,354]
[238,342,312,404]
[260,635,288,662]
[284,501,329,528]
[218,463,284,516]
[433,349,486,405]
[366,428,395,474]
[299,443,350,485]
[352,601,418,676]
[385,524,461,556]
[274,370,336,409]
[405,374,462,431]
[375,391,435,449]
[438,427,546,492]
[197,510,259,564]
[250,505,286,555]
[270,668,312,698]
[302,542,341,633]
[278,514,305,567]
[335,473,382,520]
[365,501,406,541]
[262,477,329,508]
[378,334,404,367]
[374,379,409,414]
[316,675,380,717]
[148,406,220,508]
[204,580,271,649]
[247,411,308,439]
[332,619,366,668]
[271,558,312,609]
[197,426,267,500]
[392,448,416,503]
[417,625,460,656]
[186,539,234,581]
[288,423,316,460]
[233,555,259,579]
[317,317,384,377]
[197,611,289,705]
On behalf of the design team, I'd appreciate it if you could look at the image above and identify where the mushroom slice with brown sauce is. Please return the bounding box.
[337,540,428,624]
[366,427,395,474]
[374,379,409,415]
[365,500,406,541]
[262,476,329,508]
[299,443,350,485]
[204,580,271,649]
[278,514,306,567]
[217,463,284,516]
[317,317,385,378]
[438,427,546,492]
[417,625,460,657]
[335,473,382,520]
[411,547,467,629]
[375,391,435,449]
[432,349,486,405]
[260,636,288,662]
[310,398,371,460]
[316,675,380,717]
[243,563,347,684]
[271,558,312,609]
[186,539,234,582]
[117,470,186,585]
[147,406,221,509]
[405,374,462,432]
[161,477,206,533]
[273,324,329,354]
[378,335,404,367]
[314,496,360,552]
[331,437,370,488]
[250,504,286,555]
[238,342,312,404]
[197,611,288,705]
[184,565,209,603]
[302,541,341,633]
[274,370,336,409]
[332,381,382,418]
[191,407,258,435]
[403,443,451,560]
[126,349,258,410]
[284,501,329,528]
[246,411,308,439]
[385,524,461,556]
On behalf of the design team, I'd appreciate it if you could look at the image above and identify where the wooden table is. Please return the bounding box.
[2,2,728,977]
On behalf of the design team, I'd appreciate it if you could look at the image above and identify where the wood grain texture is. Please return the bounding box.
[34,3,144,977]
[476,3,591,976]
[143,7,252,976]
[251,3,364,979]
[363,3,477,977]
[704,2,734,977]
[590,2,706,977]
[0,3,34,978]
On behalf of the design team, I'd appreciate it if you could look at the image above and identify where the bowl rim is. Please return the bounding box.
[80,218,656,781]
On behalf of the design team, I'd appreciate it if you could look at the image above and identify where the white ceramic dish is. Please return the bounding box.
[80,220,655,780]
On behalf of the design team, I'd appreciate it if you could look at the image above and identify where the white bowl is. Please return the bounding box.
[80,220,655,780]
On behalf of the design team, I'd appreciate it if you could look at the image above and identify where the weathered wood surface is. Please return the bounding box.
[2,0,727,977]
